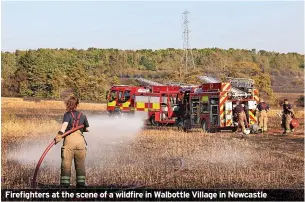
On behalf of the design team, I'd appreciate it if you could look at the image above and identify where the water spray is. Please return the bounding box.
[31,125,84,188]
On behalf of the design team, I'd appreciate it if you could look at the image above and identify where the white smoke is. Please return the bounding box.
[6,115,145,168]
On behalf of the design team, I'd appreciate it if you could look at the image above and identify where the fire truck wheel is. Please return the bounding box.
[231,127,238,132]
[201,120,209,133]
[149,115,159,126]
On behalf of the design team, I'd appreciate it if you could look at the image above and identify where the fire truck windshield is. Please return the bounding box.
[118,91,123,101]
[124,90,131,101]
[109,90,117,101]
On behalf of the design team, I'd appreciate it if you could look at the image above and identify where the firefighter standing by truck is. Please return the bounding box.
[256,98,270,132]
[233,101,249,134]
[54,96,90,188]
[282,99,294,134]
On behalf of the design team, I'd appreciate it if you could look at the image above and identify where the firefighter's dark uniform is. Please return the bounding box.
[61,111,89,187]
[234,104,247,133]
[257,101,270,132]
[282,103,294,133]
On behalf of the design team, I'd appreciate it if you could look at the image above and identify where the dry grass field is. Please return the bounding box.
[1,97,304,189]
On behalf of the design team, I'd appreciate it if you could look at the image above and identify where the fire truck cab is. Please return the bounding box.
[134,85,200,126]
[106,85,147,117]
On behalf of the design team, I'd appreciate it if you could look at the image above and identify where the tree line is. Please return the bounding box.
[1,48,304,102]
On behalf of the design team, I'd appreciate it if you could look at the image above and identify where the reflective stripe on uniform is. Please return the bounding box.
[77,176,86,183]
[60,176,70,184]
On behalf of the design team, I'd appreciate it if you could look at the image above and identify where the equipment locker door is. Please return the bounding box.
[210,98,219,126]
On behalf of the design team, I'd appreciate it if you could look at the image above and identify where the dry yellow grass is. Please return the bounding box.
[1,97,106,111]
[267,109,304,118]
[1,98,304,189]
[1,111,58,137]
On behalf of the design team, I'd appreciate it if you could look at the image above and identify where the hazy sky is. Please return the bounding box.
[1,1,304,53]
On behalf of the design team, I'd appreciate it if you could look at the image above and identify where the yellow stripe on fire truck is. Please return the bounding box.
[248,109,257,124]
[122,101,131,108]
[152,103,160,110]
[107,101,116,107]
[219,94,229,127]
[225,101,233,127]
[119,101,131,110]
[253,89,260,102]
[221,82,231,92]
[135,96,160,111]
[136,102,145,109]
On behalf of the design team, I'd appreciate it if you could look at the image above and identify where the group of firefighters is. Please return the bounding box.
[233,98,296,134]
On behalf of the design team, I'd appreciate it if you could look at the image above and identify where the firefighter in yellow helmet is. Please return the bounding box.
[54,96,90,188]
[256,98,270,132]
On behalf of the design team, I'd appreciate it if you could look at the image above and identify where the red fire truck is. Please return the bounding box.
[174,77,260,132]
[106,78,198,120]
[134,76,260,132]
[106,85,147,117]
[134,85,200,126]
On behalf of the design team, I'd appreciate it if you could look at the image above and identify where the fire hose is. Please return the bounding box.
[31,124,84,188]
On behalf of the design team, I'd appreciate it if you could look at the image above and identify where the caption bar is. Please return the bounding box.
[2,189,304,201]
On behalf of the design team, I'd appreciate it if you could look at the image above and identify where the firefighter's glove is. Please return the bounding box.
[54,131,63,144]
[54,135,63,144]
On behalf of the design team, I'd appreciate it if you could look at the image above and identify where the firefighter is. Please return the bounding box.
[256,98,270,132]
[282,99,294,134]
[241,104,249,126]
[54,96,90,188]
[233,101,249,134]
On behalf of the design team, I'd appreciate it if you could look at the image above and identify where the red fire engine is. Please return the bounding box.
[134,76,260,132]
[174,76,260,132]
[134,85,200,126]
[106,85,147,117]
[106,78,197,119]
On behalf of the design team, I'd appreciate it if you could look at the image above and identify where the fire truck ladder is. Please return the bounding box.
[197,75,220,83]
[226,77,254,98]
[165,82,199,89]
[134,78,164,86]
[197,75,252,98]
[227,77,254,90]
